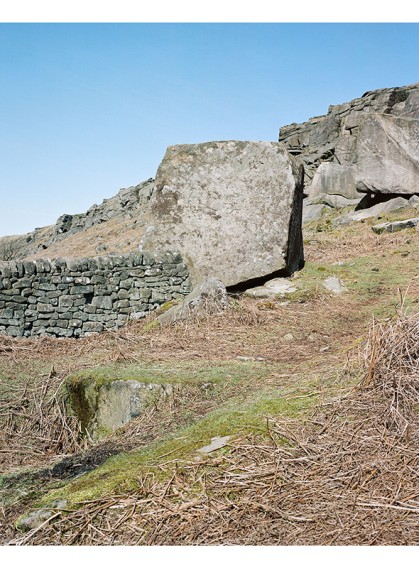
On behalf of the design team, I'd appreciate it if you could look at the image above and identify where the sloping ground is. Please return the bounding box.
[0,180,154,261]
[0,209,418,545]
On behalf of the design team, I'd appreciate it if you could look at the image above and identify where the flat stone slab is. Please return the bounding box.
[372,217,419,234]
[334,197,410,226]
[307,192,362,209]
[244,278,297,299]
[197,436,231,454]
[140,141,304,287]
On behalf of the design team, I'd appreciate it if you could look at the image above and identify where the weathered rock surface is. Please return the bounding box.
[69,377,173,441]
[302,203,331,224]
[243,277,297,299]
[157,277,228,325]
[91,380,172,440]
[351,114,419,195]
[16,500,68,532]
[372,217,419,234]
[334,196,410,226]
[279,83,419,212]
[322,276,347,294]
[140,141,304,287]
[309,163,363,200]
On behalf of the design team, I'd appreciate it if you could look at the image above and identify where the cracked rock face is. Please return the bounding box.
[352,114,419,195]
[140,141,304,287]
[279,82,419,199]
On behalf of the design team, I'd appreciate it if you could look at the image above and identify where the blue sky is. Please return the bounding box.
[1,22,418,236]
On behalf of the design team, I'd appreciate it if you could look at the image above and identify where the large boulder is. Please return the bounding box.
[352,114,419,195]
[140,141,304,287]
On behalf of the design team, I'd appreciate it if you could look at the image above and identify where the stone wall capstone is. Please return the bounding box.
[0,252,191,338]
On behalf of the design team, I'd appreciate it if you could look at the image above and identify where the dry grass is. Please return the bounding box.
[27,217,142,260]
[0,366,84,472]
[6,310,417,546]
[1,215,418,545]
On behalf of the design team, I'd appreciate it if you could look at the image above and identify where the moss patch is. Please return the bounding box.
[40,386,318,506]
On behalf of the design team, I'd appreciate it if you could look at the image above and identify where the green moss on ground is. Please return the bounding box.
[41,386,319,506]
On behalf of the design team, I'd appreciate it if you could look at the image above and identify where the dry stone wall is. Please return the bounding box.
[0,252,191,338]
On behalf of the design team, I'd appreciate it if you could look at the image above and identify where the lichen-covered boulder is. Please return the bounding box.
[140,141,304,287]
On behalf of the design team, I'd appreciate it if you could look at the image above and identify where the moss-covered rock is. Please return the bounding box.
[67,375,172,441]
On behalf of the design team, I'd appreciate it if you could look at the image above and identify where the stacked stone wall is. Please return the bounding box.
[0,252,191,338]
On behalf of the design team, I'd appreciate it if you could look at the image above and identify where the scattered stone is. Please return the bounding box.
[244,278,297,299]
[322,276,347,294]
[140,141,304,287]
[157,278,228,325]
[372,217,419,234]
[197,436,231,454]
[334,197,410,226]
[409,195,419,208]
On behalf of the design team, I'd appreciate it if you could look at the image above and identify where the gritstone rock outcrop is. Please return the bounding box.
[279,82,419,205]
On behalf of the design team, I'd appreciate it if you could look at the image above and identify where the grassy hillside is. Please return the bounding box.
[0,207,418,545]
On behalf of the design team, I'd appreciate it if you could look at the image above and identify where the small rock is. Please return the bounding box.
[129,311,149,320]
[322,276,347,294]
[197,436,231,454]
[283,333,294,341]
[302,203,330,224]
[372,217,419,234]
[244,278,297,299]
[409,195,419,209]
[320,346,330,352]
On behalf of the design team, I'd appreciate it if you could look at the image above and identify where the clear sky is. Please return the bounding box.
[1,21,418,236]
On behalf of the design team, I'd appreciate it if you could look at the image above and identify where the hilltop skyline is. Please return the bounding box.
[1,22,419,236]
